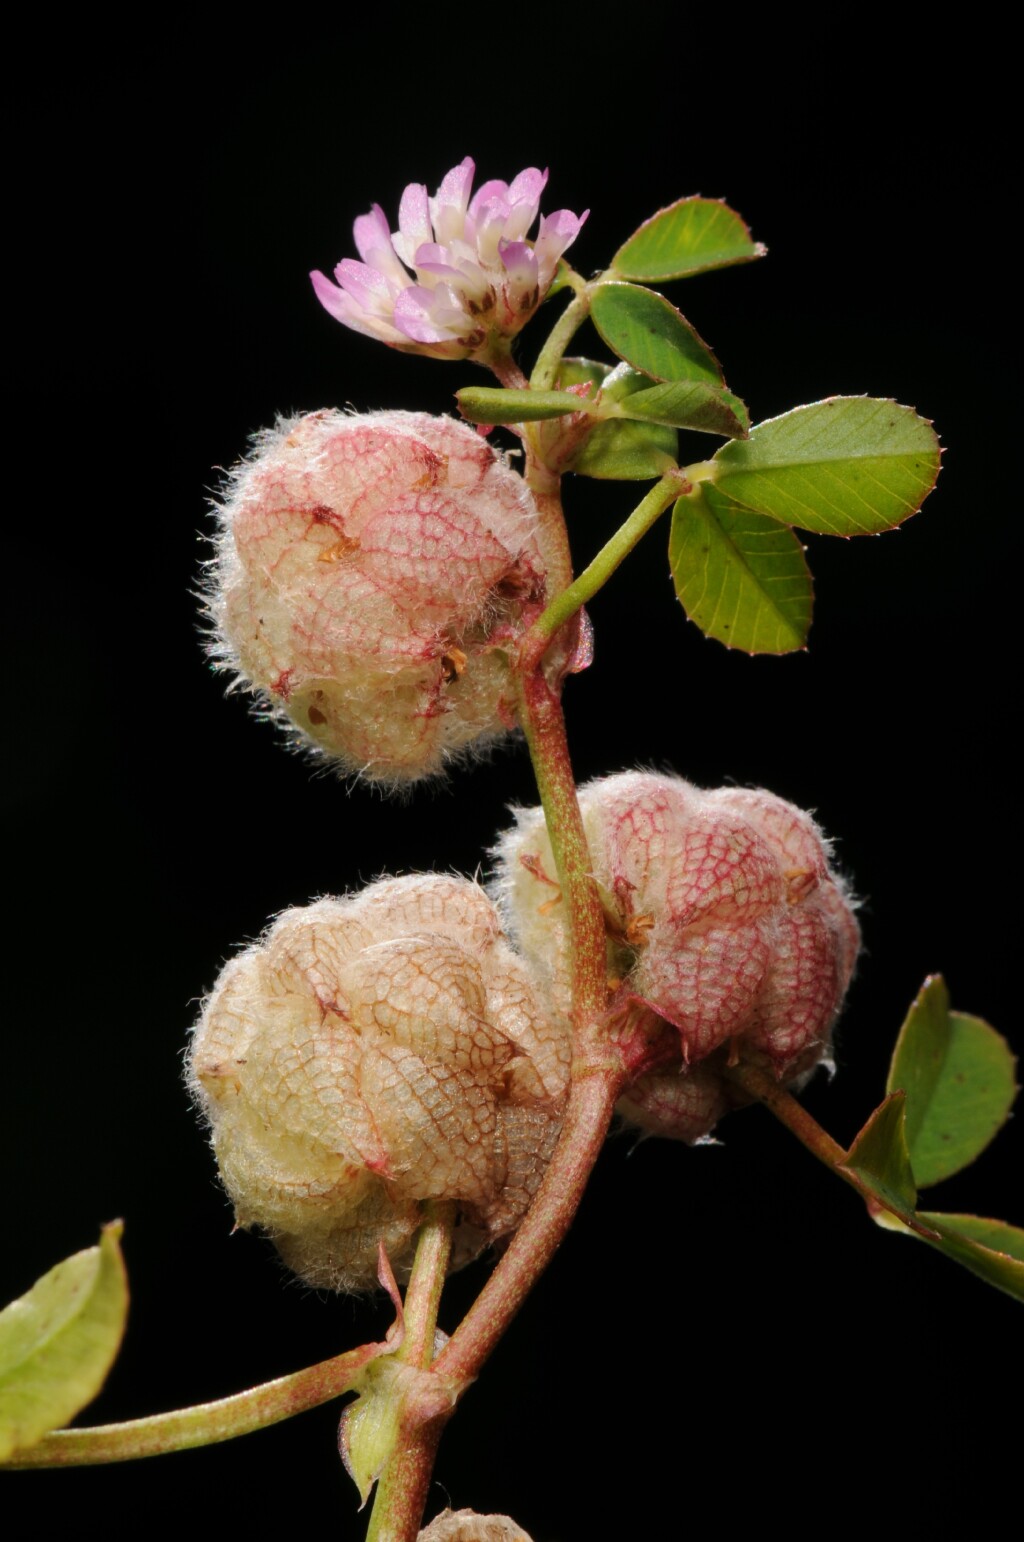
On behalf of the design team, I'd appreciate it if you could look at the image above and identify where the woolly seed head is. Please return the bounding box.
[207,409,551,786]
[188,874,569,1291]
[492,771,860,1143]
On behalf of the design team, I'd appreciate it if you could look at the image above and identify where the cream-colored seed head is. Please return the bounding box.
[207,409,555,785]
[418,1510,535,1541]
[189,876,569,1290]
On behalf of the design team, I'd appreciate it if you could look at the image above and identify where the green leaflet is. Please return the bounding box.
[711,397,941,535]
[0,1224,128,1459]
[669,484,812,653]
[590,283,724,386]
[887,975,1018,1187]
[570,417,678,480]
[611,196,764,282]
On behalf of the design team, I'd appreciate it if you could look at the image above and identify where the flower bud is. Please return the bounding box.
[419,1511,534,1542]
[209,409,553,784]
[188,876,569,1291]
[493,772,860,1142]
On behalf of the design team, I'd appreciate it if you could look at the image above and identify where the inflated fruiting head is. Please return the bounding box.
[188,875,569,1291]
[418,1511,535,1542]
[493,771,860,1142]
[208,409,554,784]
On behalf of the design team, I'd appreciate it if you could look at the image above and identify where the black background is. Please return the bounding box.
[6,20,1020,1538]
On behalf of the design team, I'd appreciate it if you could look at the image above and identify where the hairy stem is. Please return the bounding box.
[398,1201,456,1372]
[530,289,592,391]
[483,342,529,391]
[513,667,608,1027]
[525,449,574,597]
[433,1063,621,1391]
[362,622,623,1527]
[426,663,623,1391]
[366,1203,455,1542]
[366,1423,444,1542]
[726,1062,848,1168]
[521,471,687,672]
[2,1341,385,1469]
[724,1062,937,1239]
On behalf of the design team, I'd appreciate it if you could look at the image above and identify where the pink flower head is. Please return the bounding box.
[310,158,588,361]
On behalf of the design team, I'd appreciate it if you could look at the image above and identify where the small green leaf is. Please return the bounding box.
[556,357,610,392]
[916,1214,1024,1302]
[338,1359,403,1507]
[887,975,1018,1188]
[720,391,752,436]
[841,1092,922,1224]
[616,380,749,439]
[597,362,651,404]
[0,1223,128,1459]
[611,197,765,282]
[456,386,592,424]
[711,398,941,535]
[544,259,572,300]
[569,417,678,481]
[590,283,724,386]
[921,1213,1024,1257]
[599,362,747,438]
[669,484,812,653]
[336,1369,400,1498]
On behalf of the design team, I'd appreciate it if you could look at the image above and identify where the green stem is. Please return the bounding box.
[2,1341,384,1469]
[520,472,686,673]
[397,1201,455,1372]
[366,1202,455,1542]
[530,290,592,391]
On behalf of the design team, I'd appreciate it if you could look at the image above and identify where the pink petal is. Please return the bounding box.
[430,157,475,245]
[411,242,463,282]
[353,205,393,265]
[414,259,465,283]
[425,281,479,332]
[393,182,433,266]
[471,197,510,267]
[499,240,539,291]
[413,242,448,265]
[448,256,493,304]
[468,178,511,220]
[506,166,548,209]
[393,285,462,344]
[309,270,405,343]
[501,198,540,244]
[334,257,396,309]
[413,244,491,304]
[351,222,410,291]
[534,208,588,287]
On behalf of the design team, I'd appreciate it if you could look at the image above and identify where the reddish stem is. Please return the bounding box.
[433,1063,621,1391]
[366,1423,443,1542]
[512,665,609,1033]
[726,1061,848,1167]
[367,640,619,1532]
[3,1340,385,1468]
